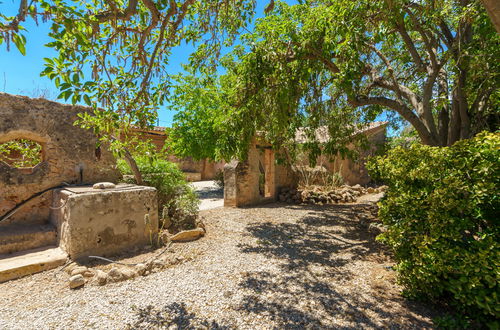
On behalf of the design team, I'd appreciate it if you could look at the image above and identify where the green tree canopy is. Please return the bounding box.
[171,0,498,156]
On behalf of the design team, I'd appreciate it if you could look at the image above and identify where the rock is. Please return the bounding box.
[64,263,78,275]
[286,198,293,204]
[352,184,363,191]
[367,187,375,193]
[82,270,95,278]
[108,267,124,282]
[170,228,205,242]
[70,266,89,277]
[135,263,147,276]
[121,268,138,280]
[378,185,388,192]
[95,270,108,285]
[196,218,207,233]
[92,182,116,189]
[279,194,287,202]
[69,274,85,289]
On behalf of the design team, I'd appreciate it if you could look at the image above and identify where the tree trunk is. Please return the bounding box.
[123,147,143,185]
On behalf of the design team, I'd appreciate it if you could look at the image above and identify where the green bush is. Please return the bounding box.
[118,156,200,231]
[367,132,499,324]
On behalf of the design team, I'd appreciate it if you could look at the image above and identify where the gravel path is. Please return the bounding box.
[0,201,437,329]
[191,180,224,211]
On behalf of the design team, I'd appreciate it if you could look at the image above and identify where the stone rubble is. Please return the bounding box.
[278,184,388,205]
[68,274,85,289]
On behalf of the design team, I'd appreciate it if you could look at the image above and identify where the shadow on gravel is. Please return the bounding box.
[236,203,437,328]
[128,302,230,329]
[195,186,223,200]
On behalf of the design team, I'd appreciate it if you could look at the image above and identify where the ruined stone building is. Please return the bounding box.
[0,93,158,282]
[127,126,225,181]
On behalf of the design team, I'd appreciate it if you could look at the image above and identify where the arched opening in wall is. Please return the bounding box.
[0,139,44,173]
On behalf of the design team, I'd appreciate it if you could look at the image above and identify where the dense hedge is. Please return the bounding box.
[118,156,199,231]
[367,132,499,323]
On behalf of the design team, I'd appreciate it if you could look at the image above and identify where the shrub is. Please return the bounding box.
[367,132,499,324]
[118,156,200,231]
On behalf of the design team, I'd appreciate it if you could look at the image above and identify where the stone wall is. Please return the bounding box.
[224,137,291,207]
[51,185,158,259]
[313,124,387,185]
[0,93,120,226]
[223,124,387,207]
[129,127,225,181]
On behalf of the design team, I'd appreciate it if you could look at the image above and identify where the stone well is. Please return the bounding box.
[50,184,158,260]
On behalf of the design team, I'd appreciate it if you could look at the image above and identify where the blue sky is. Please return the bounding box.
[0,1,276,127]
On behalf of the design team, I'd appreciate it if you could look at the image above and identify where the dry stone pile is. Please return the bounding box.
[278,184,387,205]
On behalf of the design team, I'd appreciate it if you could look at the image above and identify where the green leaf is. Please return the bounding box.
[12,34,26,56]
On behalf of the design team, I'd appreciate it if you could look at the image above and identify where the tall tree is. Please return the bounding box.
[1,0,257,181]
[225,0,499,147]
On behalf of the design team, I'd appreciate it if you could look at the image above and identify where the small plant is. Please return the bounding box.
[0,139,42,167]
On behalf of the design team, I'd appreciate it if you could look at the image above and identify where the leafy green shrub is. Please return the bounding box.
[118,156,200,231]
[367,132,499,324]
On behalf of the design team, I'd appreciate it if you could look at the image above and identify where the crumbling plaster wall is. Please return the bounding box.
[0,93,120,226]
[224,138,292,207]
[318,124,387,185]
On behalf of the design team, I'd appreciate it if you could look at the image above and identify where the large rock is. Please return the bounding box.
[170,228,205,242]
[95,270,108,285]
[70,266,93,277]
[92,182,116,189]
[69,274,85,289]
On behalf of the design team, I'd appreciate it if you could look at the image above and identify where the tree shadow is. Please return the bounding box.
[127,302,230,329]
[236,203,438,328]
[195,186,223,200]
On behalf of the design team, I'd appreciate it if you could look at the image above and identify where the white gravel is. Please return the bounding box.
[191,180,224,211]
[0,202,437,329]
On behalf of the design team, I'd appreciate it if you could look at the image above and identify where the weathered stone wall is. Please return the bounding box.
[315,124,387,185]
[223,124,387,207]
[224,138,278,207]
[51,185,158,259]
[0,93,120,226]
[129,127,224,181]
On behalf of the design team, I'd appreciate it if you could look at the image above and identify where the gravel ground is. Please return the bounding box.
[191,181,224,211]
[0,200,438,329]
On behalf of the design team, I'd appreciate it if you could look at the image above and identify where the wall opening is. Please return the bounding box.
[257,146,275,199]
[0,139,44,172]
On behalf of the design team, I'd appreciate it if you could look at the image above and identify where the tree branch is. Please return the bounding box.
[395,20,426,72]
[94,0,139,22]
[348,95,437,145]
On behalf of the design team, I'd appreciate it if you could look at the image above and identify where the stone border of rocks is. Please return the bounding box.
[279,184,387,205]
[66,223,207,289]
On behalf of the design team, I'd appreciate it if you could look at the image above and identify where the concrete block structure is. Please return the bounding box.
[51,185,158,259]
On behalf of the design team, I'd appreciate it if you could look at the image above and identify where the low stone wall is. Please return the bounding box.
[0,93,120,226]
[51,185,158,260]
